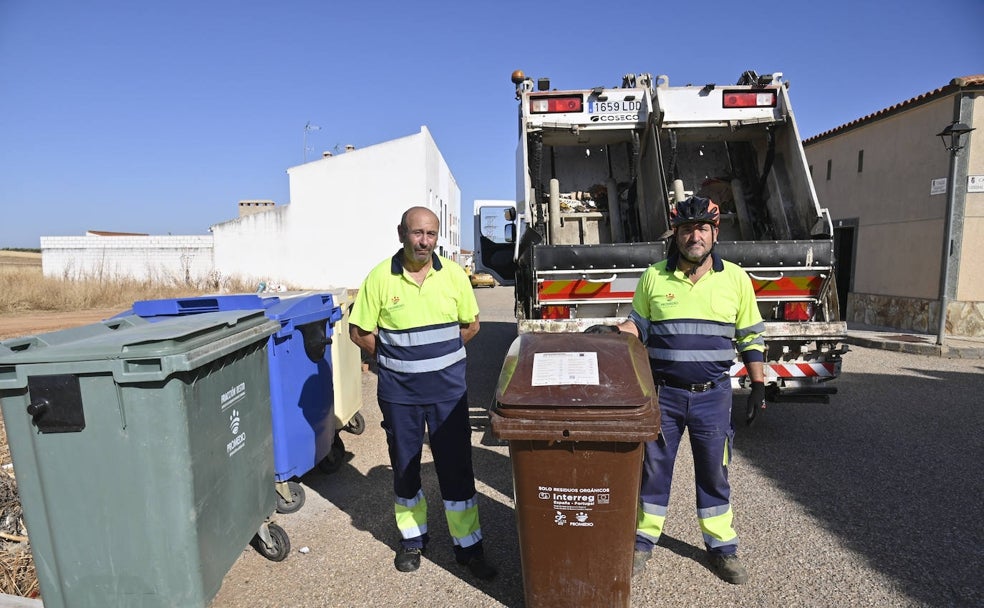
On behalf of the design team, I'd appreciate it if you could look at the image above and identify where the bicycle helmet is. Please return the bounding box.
[669,196,720,228]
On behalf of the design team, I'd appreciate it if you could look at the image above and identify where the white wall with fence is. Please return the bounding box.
[40,235,215,284]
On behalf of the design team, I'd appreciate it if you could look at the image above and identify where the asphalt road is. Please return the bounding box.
[209,286,983,608]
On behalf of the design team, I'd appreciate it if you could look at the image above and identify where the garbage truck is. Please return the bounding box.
[474,69,848,400]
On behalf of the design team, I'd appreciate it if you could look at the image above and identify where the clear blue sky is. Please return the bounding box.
[2,0,981,250]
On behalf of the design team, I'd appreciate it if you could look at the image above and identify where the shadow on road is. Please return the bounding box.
[731,364,984,607]
[466,321,518,429]
[302,319,525,606]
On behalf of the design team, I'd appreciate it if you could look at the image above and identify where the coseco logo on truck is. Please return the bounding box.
[476,70,848,401]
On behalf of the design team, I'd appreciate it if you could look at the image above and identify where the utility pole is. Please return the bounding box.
[934,120,975,346]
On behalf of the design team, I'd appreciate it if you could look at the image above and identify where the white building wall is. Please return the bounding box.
[211,206,290,287]
[40,126,462,292]
[424,133,462,257]
[40,235,214,283]
[274,127,461,289]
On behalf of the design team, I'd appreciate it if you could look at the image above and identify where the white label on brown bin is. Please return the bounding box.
[537,486,611,527]
[531,352,599,386]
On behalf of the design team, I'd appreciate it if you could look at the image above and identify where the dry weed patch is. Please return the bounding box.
[0,267,261,314]
[0,417,36,599]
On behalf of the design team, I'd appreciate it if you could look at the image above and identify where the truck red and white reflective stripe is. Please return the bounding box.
[729,360,841,387]
[537,277,638,303]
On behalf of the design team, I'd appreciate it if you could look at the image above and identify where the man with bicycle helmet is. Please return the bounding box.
[586,195,767,584]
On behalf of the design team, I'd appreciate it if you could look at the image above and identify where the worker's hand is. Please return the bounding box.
[584,324,620,334]
[746,381,766,426]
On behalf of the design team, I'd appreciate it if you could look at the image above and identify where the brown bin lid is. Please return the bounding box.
[490,332,660,442]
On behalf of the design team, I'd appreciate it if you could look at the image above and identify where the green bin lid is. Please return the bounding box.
[0,311,280,386]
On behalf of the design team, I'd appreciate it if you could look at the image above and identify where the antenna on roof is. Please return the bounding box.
[303,121,321,162]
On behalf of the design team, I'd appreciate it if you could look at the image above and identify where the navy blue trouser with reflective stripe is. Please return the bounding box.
[378,393,483,559]
[636,380,738,555]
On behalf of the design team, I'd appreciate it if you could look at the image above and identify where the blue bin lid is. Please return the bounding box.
[131,294,268,317]
[128,292,342,337]
[264,293,342,328]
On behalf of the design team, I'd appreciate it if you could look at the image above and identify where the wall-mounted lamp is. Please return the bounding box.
[936,121,975,153]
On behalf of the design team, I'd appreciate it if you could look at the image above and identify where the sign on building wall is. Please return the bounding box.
[969,175,984,193]
[930,178,947,196]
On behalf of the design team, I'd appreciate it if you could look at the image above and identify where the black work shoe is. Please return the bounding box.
[632,550,652,578]
[457,554,498,581]
[709,553,749,584]
[394,547,423,572]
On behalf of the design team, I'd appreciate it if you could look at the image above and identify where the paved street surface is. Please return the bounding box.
[207,286,982,608]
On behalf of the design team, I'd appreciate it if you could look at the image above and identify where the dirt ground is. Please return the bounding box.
[0,309,123,341]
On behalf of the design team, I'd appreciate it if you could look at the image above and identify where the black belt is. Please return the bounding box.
[656,376,727,393]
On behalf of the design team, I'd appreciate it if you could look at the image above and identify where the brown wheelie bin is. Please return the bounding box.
[490,332,660,608]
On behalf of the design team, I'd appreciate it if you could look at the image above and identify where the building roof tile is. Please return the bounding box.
[804,75,984,144]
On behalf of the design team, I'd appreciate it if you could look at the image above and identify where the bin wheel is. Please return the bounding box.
[317,433,346,474]
[276,480,306,514]
[252,523,290,562]
[343,412,366,435]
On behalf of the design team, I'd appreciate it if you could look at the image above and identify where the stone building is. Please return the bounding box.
[804,75,984,338]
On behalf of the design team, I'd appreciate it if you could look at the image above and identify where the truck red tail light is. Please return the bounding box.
[539,305,572,319]
[530,96,583,114]
[722,90,777,108]
[783,302,814,321]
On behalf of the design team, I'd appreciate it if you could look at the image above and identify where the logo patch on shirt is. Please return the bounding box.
[654,292,678,308]
[391,296,400,305]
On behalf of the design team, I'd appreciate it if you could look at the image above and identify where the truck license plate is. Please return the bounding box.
[589,100,643,113]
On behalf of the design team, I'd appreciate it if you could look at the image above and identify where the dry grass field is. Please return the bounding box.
[0,253,264,599]
[0,254,243,314]
[0,251,41,268]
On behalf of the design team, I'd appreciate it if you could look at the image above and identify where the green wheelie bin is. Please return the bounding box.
[0,310,287,608]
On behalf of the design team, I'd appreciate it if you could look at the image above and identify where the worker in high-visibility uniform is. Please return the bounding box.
[349,206,497,581]
[587,196,767,584]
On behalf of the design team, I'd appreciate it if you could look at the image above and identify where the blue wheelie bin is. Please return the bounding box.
[125,292,343,513]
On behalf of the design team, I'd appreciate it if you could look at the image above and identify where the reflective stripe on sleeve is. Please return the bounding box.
[735,321,766,339]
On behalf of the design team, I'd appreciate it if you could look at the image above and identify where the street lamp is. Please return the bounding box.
[936,122,974,152]
[934,121,975,346]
